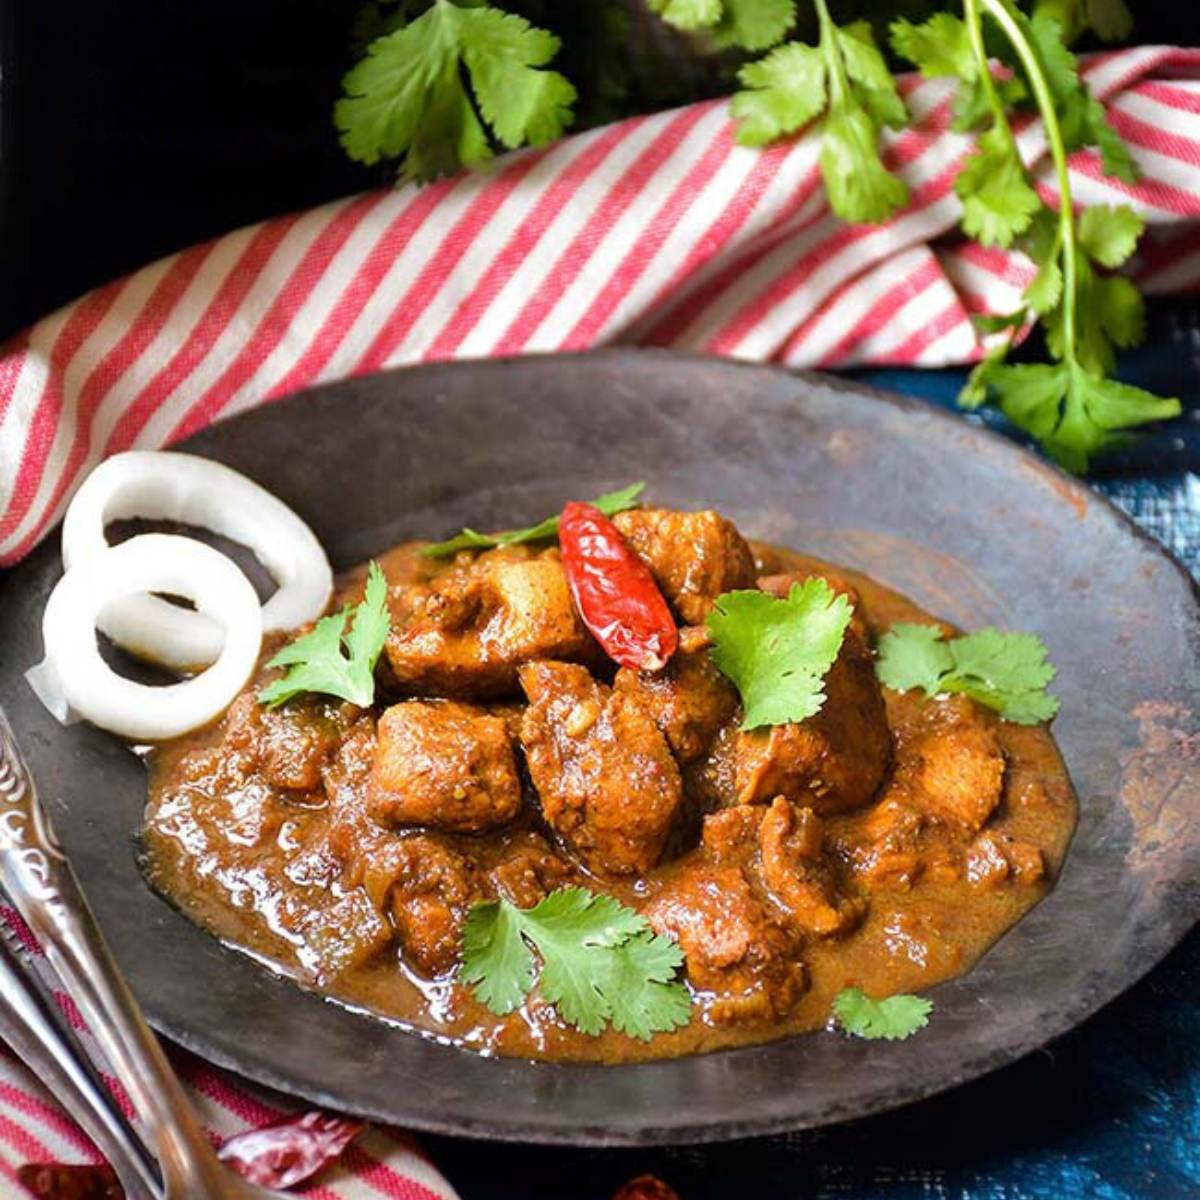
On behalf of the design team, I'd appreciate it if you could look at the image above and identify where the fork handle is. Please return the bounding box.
[0,710,240,1198]
[0,937,162,1200]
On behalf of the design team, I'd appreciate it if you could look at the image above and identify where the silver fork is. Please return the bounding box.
[0,706,281,1199]
[0,926,162,1199]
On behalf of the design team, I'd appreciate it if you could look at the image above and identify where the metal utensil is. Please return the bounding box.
[0,706,279,1199]
[0,928,162,1199]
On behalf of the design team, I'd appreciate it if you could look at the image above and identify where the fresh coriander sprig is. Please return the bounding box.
[732,1,909,224]
[648,0,798,53]
[963,2,1175,470]
[421,482,644,558]
[336,1,576,180]
[894,6,1039,249]
[706,578,852,730]
[876,622,1059,725]
[461,887,692,1040]
[258,561,390,708]
[833,987,932,1040]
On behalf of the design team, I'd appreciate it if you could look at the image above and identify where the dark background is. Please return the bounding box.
[1,4,1198,1198]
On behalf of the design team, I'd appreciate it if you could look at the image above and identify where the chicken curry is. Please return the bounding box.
[142,503,1076,1063]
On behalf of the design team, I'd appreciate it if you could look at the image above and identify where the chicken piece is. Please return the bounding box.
[965,833,1045,888]
[847,796,928,889]
[368,701,522,833]
[898,701,1005,832]
[701,804,766,864]
[518,661,683,875]
[487,831,577,909]
[214,692,343,795]
[1005,838,1046,883]
[385,547,596,697]
[614,626,738,764]
[613,508,756,624]
[757,568,871,644]
[964,833,1009,888]
[359,834,480,977]
[320,716,381,874]
[644,866,804,1023]
[702,800,863,935]
[734,631,891,814]
[757,798,865,936]
[258,704,344,792]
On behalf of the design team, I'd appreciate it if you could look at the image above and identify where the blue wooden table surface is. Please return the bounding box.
[429,304,1200,1200]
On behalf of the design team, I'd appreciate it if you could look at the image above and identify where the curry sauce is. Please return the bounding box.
[143,514,1076,1064]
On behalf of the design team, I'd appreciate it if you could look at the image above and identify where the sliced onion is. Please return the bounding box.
[28,534,263,742]
[62,451,332,671]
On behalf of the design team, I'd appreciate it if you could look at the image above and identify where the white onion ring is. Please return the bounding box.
[62,451,332,671]
[27,534,263,742]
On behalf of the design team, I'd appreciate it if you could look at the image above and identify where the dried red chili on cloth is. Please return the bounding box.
[217,1110,363,1189]
[17,1164,121,1200]
[559,500,677,672]
[19,1110,362,1198]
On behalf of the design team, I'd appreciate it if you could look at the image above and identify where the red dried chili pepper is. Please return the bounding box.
[19,1111,361,1199]
[17,1164,121,1200]
[559,501,677,672]
[613,1174,683,1200]
[217,1110,363,1189]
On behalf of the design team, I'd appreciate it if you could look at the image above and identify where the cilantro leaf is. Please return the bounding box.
[895,0,1170,471]
[259,561,390,708]
[646,0,723,32]
[1077,204,1144,270]
[461,887,691,1040]
[892,12,1039,248]
[1024,205,1145,380]
[1033,0,1133,43]
[336,1,576,181]
[649,0,796,51]
[732,43,827,147]
[890,12,1025,135]
[462,8,578,151]
[833,987,932,1041]
[876,622,1060,725]
[822,106,908,225]
[955,125,1041,249]
[1085,0,1134,42]
[1045,259,1145,377]
[459,896,534,1015]
[872,622,953,692]
[422,482,645,558]
[837,22,907,129]
[707,578,853,731]
[732,9,908,225]
[1026,12,1137,183]
[890,13,974,81]
[713,0,796,52]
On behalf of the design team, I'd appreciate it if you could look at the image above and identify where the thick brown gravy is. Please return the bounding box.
[143,539,1076,1063]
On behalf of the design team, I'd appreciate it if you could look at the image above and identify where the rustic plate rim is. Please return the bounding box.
[3,348,1197,1146]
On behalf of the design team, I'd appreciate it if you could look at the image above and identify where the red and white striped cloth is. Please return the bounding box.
[0,916,456,1199]
[1,43,1200,1197]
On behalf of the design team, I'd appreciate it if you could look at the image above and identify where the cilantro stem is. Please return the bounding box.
[963,0,1017,156]
[813,0,848,107]
[979,0,1078,363]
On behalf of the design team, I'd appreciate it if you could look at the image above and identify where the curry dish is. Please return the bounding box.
[143,506,1076,1063]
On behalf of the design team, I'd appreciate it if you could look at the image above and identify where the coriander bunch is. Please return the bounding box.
[336,0,1180,471]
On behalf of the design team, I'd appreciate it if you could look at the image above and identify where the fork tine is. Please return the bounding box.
[0,924,162,1198]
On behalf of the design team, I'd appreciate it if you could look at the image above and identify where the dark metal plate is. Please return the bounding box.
[1,349,1197,1146]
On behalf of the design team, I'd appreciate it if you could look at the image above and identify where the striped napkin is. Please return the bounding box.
[0,43,1198,1198]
